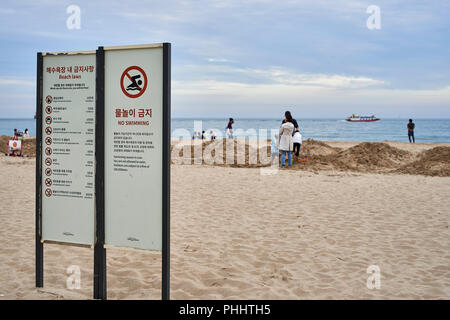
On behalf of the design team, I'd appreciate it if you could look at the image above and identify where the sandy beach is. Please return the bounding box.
[0,140,449,299]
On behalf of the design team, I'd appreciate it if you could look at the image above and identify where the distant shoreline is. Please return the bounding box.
[2,118,450,143]
[2,117,450,120]
[1,135,450,145]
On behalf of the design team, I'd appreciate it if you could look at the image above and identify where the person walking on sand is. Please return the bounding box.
[279,113,294,167]
[226,118,234,139]
[407,119,415,143]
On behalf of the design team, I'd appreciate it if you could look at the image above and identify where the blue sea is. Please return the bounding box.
[1,118,450,143]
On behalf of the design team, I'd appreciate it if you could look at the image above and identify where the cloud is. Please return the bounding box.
[207,58,232,63]
[118,12,186,22]
[176,64,387,88]
[172,80,450,118]
[0,8,16,15]
[240,67,387,88]
[0,78,35,87]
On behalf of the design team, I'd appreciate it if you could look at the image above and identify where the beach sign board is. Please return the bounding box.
[102,44,169,251]
[8,139,22,151]
[36,44,171,300]
[38,52,96,246]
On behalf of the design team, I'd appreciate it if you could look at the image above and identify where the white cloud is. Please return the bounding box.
[207,58,232,63]
[172,78,450,117]
[118,12,186,22]
[176,64,386,89]
[0,78,35,87]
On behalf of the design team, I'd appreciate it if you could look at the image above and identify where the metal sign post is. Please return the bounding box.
[36,52,44,288]
[94,46,107,300]
[161,42,171,300]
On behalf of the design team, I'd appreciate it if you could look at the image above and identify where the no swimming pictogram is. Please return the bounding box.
[120,66,148,98]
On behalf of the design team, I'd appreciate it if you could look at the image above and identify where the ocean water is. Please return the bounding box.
[172,118,450,143]
[1,118,450,143]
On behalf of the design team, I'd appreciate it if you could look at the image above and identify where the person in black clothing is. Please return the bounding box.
[226,118,234,139]
[281,111,299,132]
[407,119,415,143]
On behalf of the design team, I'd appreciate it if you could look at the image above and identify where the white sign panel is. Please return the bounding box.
[104,46,164,250]
[41,53,95,245]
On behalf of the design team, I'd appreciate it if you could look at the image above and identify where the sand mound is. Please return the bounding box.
[171,139,271,167]
[293,142,413,173]
[301,139,340,156]
[171,140,450,176]
[0,136,36,157]
[5,137,447,176]
[395,146,450,177]
[335,142,412,170]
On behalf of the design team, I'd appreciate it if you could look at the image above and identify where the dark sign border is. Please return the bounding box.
[93,43,171,300]
[36,53,44,288]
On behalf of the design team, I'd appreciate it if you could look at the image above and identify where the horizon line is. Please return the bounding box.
[2,117,450,120]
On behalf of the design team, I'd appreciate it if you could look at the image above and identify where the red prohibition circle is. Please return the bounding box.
[45,168,52,176]
[45,178,52,187]
[45,116,52,125]
[45,158,52,166]
[45,137,52,145]
[120,66,148,98]
[45,106,53,114]
[45,188,52,197]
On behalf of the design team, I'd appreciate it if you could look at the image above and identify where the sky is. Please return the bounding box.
[0,0,449,118]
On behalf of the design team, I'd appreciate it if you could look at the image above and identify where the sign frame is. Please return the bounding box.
[36,52,43,287]
[94,43,171,300]
[35,50,97,287]
[36,43,171,300]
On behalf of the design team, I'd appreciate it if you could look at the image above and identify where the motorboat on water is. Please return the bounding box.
[346,114,380,122]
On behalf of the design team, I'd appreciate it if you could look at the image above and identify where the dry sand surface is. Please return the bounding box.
[0,141,449,299]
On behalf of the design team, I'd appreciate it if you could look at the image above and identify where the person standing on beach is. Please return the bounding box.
[270,133,279,165]
[226,118,234,139]
[407,119,415,143]
[292,129,302,157]
[281,111,299,133]
[279,113,294,167]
